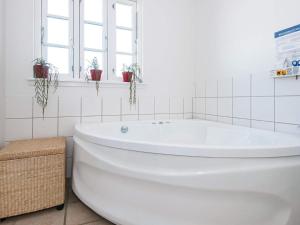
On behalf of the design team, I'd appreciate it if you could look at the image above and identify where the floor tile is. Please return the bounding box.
[65,201,101,225]
[1,207,65,225]
[68,190,80,204]
[83,218,115,225]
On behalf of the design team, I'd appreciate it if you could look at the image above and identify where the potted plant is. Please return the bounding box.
[33,58,49,78]
[122,65,134,82]
[33,57,59,118]
[86,57,102,95]
[122,63,142,105]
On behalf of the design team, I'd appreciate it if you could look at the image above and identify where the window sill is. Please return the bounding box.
[27,78,146,88]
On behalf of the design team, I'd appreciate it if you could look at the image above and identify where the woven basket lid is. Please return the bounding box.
[0,137,66,161]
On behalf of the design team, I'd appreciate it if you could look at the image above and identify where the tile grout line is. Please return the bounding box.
[80,97,83,124]
[231,77,234,125]
[192,97,194,119]
[217,80,219,122]
[153,96,156,120]
[204,80,207,120]
[250,74,253,128]
[169,97,171,120]
[182,97,185,119]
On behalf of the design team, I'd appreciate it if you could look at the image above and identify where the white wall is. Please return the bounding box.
[0,0,5,147]
[3,0,196,175]
[194,0,300,134]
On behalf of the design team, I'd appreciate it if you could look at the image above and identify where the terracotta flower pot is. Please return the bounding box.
[34,65,49,78]
[90,69,102,81]
[122,72,133,82]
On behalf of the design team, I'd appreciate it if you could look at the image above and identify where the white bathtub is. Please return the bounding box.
[73,120,300,225]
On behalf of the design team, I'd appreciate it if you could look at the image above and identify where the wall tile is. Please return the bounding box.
[195,98,205,114]
[218,98,232,117]
[194,113,205,120]
[170,97,184,114]
[206,98,217,115]
[155,96,169,114]
[59,95,81,117]
[6,96,33,118]
[139,115,154,121]
[59,117,81,137]
[233,75,251,97]
[123,115,138,121]
[103,96,121,116]
[196,80,205,97]
[252,74,274,97]
[184,113,193,119]
[276,96,300,124]
[102,115,121,122]
[252,97,274,122]
[233,97,250,119]
[252,120,274,131]
[206,115,218,121]
[206,80,218,97]
[184,97,193,113]
[275,78,300,96]
[33,96,58,118]
[139,96,154,115]
[275,123,300,135]
[218,116,232,124]
[82,96,101,116]
[5,119,32,141]
[155,114,170,121]
[33,118,57,138]
[122,97,138,115]
[170,114,184,120]
[218,78,233,97]
[82,116,101,123]
[233,118,251,127]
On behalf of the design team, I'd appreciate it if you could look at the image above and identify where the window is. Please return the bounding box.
[37,0,140,81]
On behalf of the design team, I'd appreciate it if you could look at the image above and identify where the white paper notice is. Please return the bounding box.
[275,24,300,69]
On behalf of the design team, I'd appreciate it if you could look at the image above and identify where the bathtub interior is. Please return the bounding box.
[75,120,300,148]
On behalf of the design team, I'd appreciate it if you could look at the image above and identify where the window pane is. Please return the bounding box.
[116,54,132,77]
[84,24,103,50]
[84,0,103,23]
[47,18,69,45]
[116,3,133,28]
[116,29,133,53]
[48,0,69,17]
[84,51,103,71]
[47,47,69,74]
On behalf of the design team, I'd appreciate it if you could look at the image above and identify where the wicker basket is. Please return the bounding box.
[0,137,66,219]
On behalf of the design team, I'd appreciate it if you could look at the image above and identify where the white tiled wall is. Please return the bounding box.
[5,95,193,177]
[195,75,300,134]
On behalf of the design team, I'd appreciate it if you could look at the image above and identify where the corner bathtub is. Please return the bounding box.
[72,120,300,225]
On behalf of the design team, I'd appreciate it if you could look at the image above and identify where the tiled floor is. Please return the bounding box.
[1,180,114,225]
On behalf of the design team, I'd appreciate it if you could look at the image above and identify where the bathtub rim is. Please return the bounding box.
[74,120,300,158]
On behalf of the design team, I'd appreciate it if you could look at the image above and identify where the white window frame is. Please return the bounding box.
[34,0,142,82]
[108,0,138,81]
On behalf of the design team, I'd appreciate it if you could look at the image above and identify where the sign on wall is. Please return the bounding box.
[275,24,300,70]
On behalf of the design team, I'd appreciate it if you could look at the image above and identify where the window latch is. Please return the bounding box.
[112,3,115,9]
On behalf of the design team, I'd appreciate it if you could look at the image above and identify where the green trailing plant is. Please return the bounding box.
[122,63,142,105]
[85,57,102,95]
[33,57,59,118]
